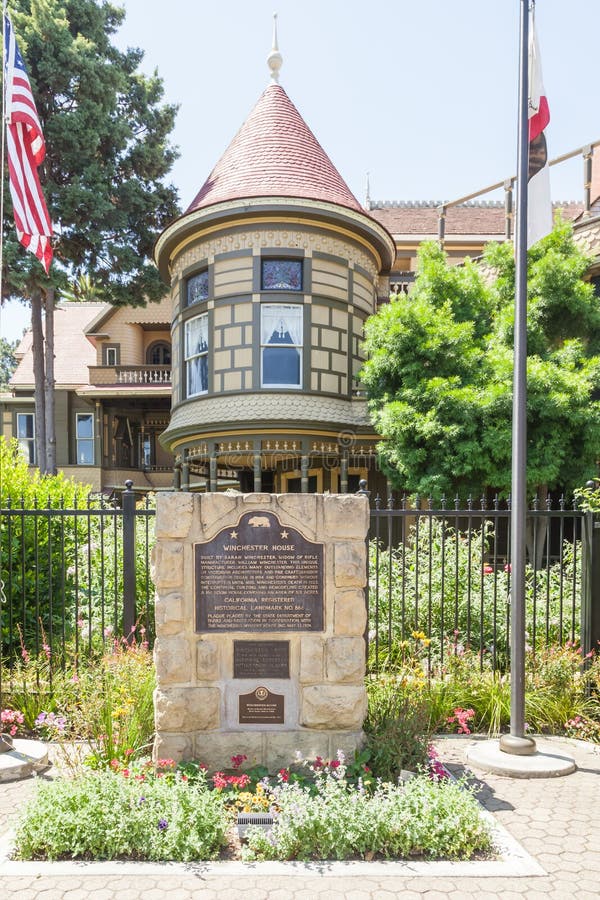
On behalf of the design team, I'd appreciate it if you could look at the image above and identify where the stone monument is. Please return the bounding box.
[152,492,368,769]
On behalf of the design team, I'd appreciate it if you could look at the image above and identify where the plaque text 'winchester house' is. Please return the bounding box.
[194,511,324,632]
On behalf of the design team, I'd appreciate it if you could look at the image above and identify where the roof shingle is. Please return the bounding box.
[186,84,362,214]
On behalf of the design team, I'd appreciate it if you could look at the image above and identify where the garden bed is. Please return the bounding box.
[10,754,493,864]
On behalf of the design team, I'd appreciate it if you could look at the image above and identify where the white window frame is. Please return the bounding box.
[185,313,209,397]
[260,303,303,389]
[76,413,95,465]
[105,346,118,367]
[17,412,35,464]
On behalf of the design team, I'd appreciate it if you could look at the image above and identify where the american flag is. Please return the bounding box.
[3,14,53,273]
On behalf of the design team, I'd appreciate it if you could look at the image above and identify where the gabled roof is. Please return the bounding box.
[10,303,100,388]
[186,84,362,214]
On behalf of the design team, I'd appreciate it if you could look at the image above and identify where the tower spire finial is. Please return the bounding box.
[267,12,283,83]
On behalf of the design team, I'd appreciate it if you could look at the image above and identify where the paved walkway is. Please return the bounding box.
[1,735,599,899]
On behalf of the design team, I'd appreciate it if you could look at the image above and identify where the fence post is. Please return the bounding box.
[581,511,600,657]
[122,480,136,640]
[356,479,371,666]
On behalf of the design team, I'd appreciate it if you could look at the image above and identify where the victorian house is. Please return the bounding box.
[3,39,600,495]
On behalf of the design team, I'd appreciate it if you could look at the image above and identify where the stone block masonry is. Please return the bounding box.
[152,491,369,769]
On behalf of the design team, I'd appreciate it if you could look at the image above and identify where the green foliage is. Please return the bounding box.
[361,222,600,495]
[71,638,156,766]
[1,0,180,303]
[0,437,91,652]
[244,773,492,861]
[364,677,433,779]
[0,336,18,386]
[76,497,156,645]
[14,770,228,861]
[369,520,580,667]
[374,643,600,738]
[1,637,155,762]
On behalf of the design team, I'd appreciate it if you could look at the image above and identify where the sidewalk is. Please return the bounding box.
[1,735,599,899]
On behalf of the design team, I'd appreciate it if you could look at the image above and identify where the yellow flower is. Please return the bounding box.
[411,630,427,641]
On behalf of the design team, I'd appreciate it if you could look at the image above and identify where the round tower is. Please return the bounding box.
[155,39,394,492]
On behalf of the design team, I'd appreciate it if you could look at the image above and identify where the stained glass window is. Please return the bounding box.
[187,270,209,306]
[261,259,302,292]
[185,313,209,396]
[261,304,302,388]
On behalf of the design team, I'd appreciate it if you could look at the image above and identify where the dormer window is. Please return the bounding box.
[187,269,209,306]
[261,304,302,388]
[261,259,302,292]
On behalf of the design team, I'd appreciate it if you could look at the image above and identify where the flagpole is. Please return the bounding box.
[499,0,536,756]
[0,1,7,330]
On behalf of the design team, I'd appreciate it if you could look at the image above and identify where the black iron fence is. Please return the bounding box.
[0,482,155,700]
[366,493,599,674]
[2,486,599,700]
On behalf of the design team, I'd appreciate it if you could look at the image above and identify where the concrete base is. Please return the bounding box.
[0,739,49,782]
[465,738,576,778]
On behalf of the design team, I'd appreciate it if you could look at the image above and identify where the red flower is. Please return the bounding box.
[278,768,290,782]
[483,565,494,575]
[329,759,340,769]
[314,756,324,768]
[230,754,248,770]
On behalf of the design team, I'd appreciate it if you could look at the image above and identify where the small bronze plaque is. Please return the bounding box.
[234,640,290,679]
[239,686,285,725]
[195,510,324,632]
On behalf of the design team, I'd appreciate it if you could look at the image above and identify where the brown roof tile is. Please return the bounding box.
[369,201,583,236]
[186,84,362,214]
[10,303,101,387]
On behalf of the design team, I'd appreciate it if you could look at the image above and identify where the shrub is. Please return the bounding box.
[14,770,228,861]
[0,437,91,655]
[364,677,433,778]
[369,518,581,668]
[244,771,492,861]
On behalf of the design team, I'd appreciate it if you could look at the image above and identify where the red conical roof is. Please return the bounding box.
[186,84,362,214]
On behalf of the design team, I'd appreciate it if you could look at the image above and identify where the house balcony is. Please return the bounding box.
[88,365,172,386]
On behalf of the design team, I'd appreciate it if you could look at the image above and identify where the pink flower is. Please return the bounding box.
[483,565,494,575]
[329,759,340,769]
[212,772,227,790]
[230,754,247,770]
[504,563,512,573]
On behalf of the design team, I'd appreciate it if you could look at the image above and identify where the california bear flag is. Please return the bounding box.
[527,12,552,247]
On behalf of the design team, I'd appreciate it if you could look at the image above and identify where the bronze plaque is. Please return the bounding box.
[239,685,285,725]
[195,511,324,632]
[233,640,290,679]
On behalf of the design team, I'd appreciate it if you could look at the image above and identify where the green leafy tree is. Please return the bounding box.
[0,436,91,655]
[0,0,180,472]
[361,222,600,498]
[0,336,18,386]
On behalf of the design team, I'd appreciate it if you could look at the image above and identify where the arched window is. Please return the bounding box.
[147,342,171,365]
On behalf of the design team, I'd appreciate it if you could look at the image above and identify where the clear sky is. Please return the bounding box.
[1,0,598,342]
